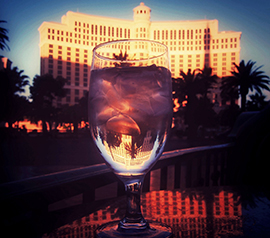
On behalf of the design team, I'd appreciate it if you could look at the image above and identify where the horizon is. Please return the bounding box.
[1,0,270,99]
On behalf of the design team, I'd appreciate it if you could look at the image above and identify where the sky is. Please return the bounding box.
[1,0,270,98]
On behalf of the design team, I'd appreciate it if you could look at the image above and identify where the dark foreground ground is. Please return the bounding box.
[0,131,227,183]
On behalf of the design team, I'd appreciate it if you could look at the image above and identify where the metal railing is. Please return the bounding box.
[1,142,235,237]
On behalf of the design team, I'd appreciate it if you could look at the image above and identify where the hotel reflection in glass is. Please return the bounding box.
[43,188,242,238]
[38,2,241,107]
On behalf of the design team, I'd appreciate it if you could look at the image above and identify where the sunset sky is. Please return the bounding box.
[1,0,270,98]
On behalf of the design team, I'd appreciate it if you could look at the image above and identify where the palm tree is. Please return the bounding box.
[197,66,218,98]
[30,74,66,133]
[0,62,29,126]
[124,139,141,159]
[0,20,9,51]
[173,69,201,107]
[224,60,270,111]
[246,93,269,111]
[172,68,217,138]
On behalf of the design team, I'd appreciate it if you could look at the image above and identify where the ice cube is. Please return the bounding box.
[106,88,131,113]
[99,67,120,84]
[106,114,141,136]
[90,94,108,114]
[115,75,137,97]
[150,92,172,116]
[127,95,154,116]
[96,106,118,125]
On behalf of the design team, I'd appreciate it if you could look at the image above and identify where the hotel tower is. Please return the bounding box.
[38,2,241,106]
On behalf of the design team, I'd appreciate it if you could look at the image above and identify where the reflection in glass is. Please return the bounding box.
[43,188,243,238]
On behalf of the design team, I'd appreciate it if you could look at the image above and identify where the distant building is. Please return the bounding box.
[0,56,12,70]
[38,2,241,107]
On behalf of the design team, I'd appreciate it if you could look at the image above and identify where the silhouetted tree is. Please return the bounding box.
[0,20,9,51]
[220,76,239,106]
[0,62,29,127]
[197,66,218,97]
[246,93,269,111]
[30,74,66,133]
[172,67,217,138]
[223,60,270,111]
[57,91,89,133]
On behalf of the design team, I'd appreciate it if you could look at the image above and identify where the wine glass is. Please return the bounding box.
[88,39,173,237]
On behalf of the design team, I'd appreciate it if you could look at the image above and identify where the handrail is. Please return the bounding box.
[0,142,234,201]
[160,142,234,160]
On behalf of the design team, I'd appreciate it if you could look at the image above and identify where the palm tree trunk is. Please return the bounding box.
[241,94,247,112]
[42,120,48,134]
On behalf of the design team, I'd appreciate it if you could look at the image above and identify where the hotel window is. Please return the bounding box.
[112,27,114,37]
[100,26,102,35]
[162,30,164,40]
[95,25,98,35]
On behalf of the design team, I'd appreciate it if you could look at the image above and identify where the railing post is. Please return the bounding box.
[205,153,211,187]
[160,166,167,190]
[174,161,181,189]
[142,171,150,193]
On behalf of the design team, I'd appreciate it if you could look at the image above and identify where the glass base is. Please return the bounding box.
[95,220,173,237]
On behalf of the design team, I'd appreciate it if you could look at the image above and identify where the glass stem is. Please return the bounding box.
[118,181,149,230]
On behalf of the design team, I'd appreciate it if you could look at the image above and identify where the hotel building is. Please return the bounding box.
[38,2,241,106]
[43,189,242,238]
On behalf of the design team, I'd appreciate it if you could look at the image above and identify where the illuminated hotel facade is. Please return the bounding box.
[43,189,243,238]
[38,2,241,106]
